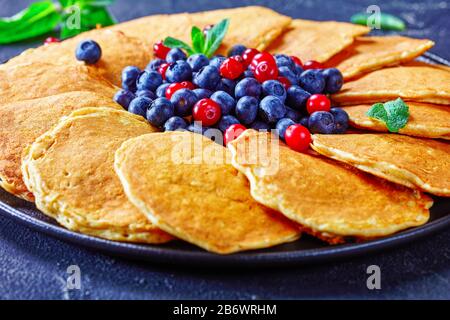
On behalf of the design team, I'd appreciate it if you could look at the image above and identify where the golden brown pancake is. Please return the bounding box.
[312,134,450,197]
[22,108,172,243]
[325,36,434,80]
[114,131,301,254]
[342,103,450,140]
[0,62,118,105]
[267,19,369,62]
[1,30,151,87]
[228,130,432,243]
[109,6,291,55]
[331,65,450,105]
[0,91,123,201]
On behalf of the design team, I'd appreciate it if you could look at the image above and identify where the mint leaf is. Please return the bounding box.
[366,98,410,132]
[351,12,406,31]
[204,18,229,57]
[191,26,205,54]
[163,37,193,55]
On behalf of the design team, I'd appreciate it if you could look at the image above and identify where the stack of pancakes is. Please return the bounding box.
[1,6,448,254]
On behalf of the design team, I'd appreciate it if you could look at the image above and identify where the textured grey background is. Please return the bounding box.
[0,0,449,300]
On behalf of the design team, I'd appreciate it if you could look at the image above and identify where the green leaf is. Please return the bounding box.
[0,1,61,44]
[351,12,406,31]
[366,98,410,132]
[204,18,229,57]
[191,26,205,54]
[163,37,194,55]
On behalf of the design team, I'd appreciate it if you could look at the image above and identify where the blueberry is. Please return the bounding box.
[276,118,295,140]
[146,97,175,127]
[193,88,213,99]
[164,116,188,131]
[209,55,226,69]
[217,115,240,132]
[259,96,286,124]
[293,64,304,76]
[330,107,349,133]
[187,54,209,72]
[262,80,286,103]
[113,89,135,109]
[136,89,156,100]
[156,83,170,98]
[215,78,236,95]
[75,40,101,64]
[278,66,297,86]
[170,89,198,117]
[298,69,326,94]
[275,54,295,71]
[165,60,192,83]
[193,65,221,90]
[286,85,311,111]
[235,78,262,100]
[136,70,162,92]
[210,91,236,115]
[235,96,259,125]
[166,48,187,63]
[322,68,344,94]
[146,59,166,71]
[250,120,271,131]
[121,66,140,91]
[299,116,309,128]
[227,44,247,57]
[285,106,302,122]
[242,69,254,78]
[187,122,209,135]
[308,111,335,134]
[128,96,152,117]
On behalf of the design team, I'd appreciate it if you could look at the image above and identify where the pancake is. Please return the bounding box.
[21,108,172,243]
[0,91,122,201]
[228,130,432,243]
[109,6,291,55]
[331,65,450,105]
[1,30,151,87]
[311,134,450,197]
[267,19,369,62]
[0,62,118,105]
[114,131,301,254]
[342,103,450,140]
[325,36,434,80]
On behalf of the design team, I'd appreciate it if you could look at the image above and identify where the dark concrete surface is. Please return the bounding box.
[0,0,449,300]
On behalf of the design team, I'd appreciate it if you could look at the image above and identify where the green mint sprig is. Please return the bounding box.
[163,18,230,58]
[366,98,410,132]
[351,12,406,31]
[0,0,116,45]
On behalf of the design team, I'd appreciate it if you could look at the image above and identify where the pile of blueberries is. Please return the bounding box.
[112,40,349,150]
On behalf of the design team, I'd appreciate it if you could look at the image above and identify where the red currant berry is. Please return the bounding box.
[306,94,331,114]
[192,98,222,126]
[153,40,170,59]
[165,81,194,99]
[284,124,311,152]
[254,61,279,83]
[44,37,59,45]
[250,52,276,71]
[277,76,291,89]
[158,63,170,80]
[242,48,259,67]
[181,81,195,90]
[220,57,244,80]
[303,60,324,70]
[224,124,247,145]
[290,55,303,67]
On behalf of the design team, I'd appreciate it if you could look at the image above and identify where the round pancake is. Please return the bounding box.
[1,30,151,87]
[267,19,369,63]
[0,62,118,105]
[342,103,450,140]
[22,108,172,243]
[325,36,434,80]
[228,130,432,243]
[0,91,123,201]
[114,131,301,254]
[311,133,450,197]
[331,65,450,105]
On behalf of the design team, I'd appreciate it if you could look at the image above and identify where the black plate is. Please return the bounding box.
[0,54,449,267]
